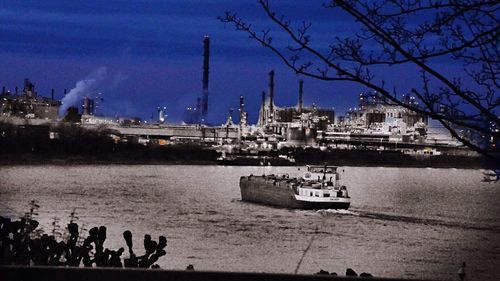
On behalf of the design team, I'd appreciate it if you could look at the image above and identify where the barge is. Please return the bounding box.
[239,165,350,209]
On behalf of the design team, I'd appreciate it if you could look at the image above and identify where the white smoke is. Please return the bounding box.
[59,66,108,116]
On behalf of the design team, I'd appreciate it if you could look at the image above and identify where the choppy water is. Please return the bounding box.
[1,165,499,280]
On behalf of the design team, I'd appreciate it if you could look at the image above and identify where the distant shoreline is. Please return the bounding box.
[0,151,494,169]
[1,120,495,169]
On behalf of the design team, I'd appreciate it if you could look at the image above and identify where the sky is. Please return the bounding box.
[0,0,464,124]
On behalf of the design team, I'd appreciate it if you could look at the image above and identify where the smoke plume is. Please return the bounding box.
[59,66,108,116]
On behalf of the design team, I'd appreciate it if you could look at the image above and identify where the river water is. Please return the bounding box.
[1,165,499,280]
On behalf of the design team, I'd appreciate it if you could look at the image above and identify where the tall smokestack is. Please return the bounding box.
[82,97,89,115]
[64,89,67,96]
[1,86,5,95]
[201,35,210,119]
[261,91,266,125]
[90,99,94,115]
[268,70,274,112]
[51,88,54,100]
[196,97,202,122]
[23,78,35,98]
[239,95,244,123]
[298,79,303,114]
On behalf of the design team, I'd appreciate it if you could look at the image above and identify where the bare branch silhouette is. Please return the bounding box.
[219,0,499,163]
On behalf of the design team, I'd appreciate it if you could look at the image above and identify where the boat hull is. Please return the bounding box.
[240,176,350,210]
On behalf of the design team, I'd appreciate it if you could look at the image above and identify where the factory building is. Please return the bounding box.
[332,92,428,144]
[257,71,335,145]
[0,79,61,120]
[343,93,427,131]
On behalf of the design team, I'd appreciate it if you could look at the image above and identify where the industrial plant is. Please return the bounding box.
[0,35,486,164]
[0,79,61,121]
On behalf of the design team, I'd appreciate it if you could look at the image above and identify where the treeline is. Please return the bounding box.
[0,122,217,164]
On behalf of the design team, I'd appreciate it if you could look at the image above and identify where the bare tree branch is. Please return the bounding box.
[219,0,500,164]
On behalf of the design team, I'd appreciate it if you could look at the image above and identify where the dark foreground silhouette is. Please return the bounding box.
[0,216,166,268]
[315,268,373,278]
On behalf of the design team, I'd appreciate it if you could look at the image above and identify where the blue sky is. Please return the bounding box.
[0,0,461,124]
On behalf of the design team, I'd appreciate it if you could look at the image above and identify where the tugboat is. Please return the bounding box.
[239,165,350,210]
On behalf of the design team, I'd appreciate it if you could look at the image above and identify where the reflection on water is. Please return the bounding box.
[1,165,499,280]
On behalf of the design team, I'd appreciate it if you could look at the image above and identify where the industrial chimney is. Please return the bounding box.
[201,35,210,119]
[196,97,202,121]
[267,70,275,124]
[239,95,244,120]
[268,70,274,112]
[261,91,266,125]
[82,97,90,115]
[298,80,303,114]
[23,79,35,98]
[82,96,95,115]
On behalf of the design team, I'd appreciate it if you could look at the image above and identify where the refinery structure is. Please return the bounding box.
[0,36,475,156]
[0,79,61,121]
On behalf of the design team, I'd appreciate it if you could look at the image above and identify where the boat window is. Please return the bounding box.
[315,192,319,197]
[323,193,330,197]
[310,192,313,196]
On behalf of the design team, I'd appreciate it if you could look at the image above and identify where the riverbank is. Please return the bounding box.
[0,148,495,169]
[1,121,496,169]
[292,148,495,169]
